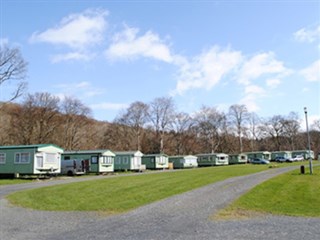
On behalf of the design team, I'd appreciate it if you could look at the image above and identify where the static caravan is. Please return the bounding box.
[228,153,248,164]
[0,144,63,177]
[291,150,314,159]
[142,153,169,170]
[168,155,198,169]
[62,150,115,174]
[197,153,229,167]
[114,151,144,171]
[271,151,292,161]
[245,151,271,162]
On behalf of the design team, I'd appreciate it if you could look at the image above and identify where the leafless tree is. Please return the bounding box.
[17,92,60,144]
[0,43,27,102]
[115,101,149,151]
[60,96,92,150]
[194,106,225,153]
[228,104,249,153]
[148,97,175,153]
[260,115,286,151]
[170,112,193,155]
[247,112,261,152]
[282,112,301,150]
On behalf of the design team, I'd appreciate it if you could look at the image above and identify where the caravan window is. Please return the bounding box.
[102,156,112,164]
[123,157,129,164]
[15,152,30,164]
[115,157,121,164]
[0,153,5,164]
[91,156,98,164]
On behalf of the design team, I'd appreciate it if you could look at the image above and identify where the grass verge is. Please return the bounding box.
[214,165,320,219]
[7,164,272,213]
[0,179,32,185]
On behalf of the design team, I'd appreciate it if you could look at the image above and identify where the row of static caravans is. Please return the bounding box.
[0,144,246,177]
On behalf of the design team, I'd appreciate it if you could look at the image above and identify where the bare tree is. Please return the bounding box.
[115,101,149,151]
[228,104,249,153]
[194,106,225,153]
[15,92,60,144]
[260,115,286,151]
[247,112,261,152]
[148,97,175,153]
[282,112,301,150]
[0,43,27,102]
[170,112,193,155]
[60,96,92,150]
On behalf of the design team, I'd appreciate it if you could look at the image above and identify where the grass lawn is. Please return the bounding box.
[216,165,320,218]
[7,164,274,213]
[0,179,32,185]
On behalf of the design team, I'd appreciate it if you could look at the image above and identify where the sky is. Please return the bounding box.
[1,0,319,124]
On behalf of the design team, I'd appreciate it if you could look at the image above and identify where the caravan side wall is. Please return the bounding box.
[0,148,35,174]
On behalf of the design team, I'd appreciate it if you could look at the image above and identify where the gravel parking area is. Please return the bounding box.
[1,166,319,240]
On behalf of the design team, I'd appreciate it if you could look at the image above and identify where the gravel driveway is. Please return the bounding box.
[1,166,319,240]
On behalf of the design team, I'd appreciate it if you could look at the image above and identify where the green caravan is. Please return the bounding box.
[141,153,169,170]
[196,153,229,167]
[245,151,271,162]
[114,151,145,171]
[0,144,63,177]
[228,153,248,164]
[62,150,115,174]
[271,151,292,161]
[168,155,198,169]
[291,150,314,159]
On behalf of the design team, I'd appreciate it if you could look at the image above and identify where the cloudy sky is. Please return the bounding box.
[1,0,319,122]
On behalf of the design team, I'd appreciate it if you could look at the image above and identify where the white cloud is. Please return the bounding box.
[239,85,266,112]
[300,60,320,82]
[90,102,128,110]
[237,52,289,85]
[173,46,243,95]
[51,52,94,63]
[244,85,265,95]
[266,78,281,88]
[239,95,260,113]
[29,8,108,63]
[294,25,320,43]
[106,26,174,63]
[54,81,104,98]
[30,8,108,49]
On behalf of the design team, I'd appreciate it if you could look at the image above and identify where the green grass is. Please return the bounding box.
[7,164,271,213]
[218,165,320,218]
[0,179,32,185]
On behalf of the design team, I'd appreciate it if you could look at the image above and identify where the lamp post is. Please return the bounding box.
[304,107,313,175]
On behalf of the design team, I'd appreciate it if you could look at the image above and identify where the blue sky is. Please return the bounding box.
[1,0,319,123]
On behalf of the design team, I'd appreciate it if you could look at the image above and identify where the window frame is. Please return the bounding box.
[0,153,6,164]
[15,152,31,164]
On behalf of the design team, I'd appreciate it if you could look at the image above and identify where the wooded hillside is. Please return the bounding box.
[0,93,319,156]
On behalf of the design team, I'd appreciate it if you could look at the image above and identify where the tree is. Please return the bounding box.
[148,97,175,153]
[228,104,249,153]
[11,92,60,144]
[194,106,225,153]
[170,112,193,155]
[60,96,91,150]
[0,43,28,102]
[247,112,261,152]
[282,112,301,150]
[261,115,285,151]
[115,101,149,151]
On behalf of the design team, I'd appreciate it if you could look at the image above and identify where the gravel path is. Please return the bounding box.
[1,166,319,240]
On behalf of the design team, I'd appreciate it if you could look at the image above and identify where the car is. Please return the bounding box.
[292,155,304,161]
[250,158,270,164]
[275,156,293,163]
